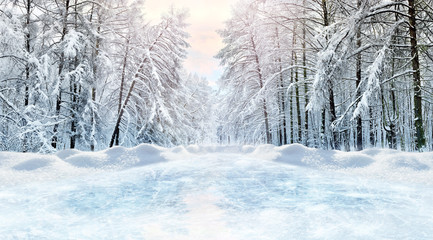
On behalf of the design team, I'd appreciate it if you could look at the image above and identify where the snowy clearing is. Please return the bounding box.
[1,144,433,239]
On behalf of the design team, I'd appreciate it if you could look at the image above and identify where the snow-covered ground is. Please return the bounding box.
[1,144,433,239]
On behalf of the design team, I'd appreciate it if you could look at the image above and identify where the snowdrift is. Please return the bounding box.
[1,144,433,186]
[252,144,433,185]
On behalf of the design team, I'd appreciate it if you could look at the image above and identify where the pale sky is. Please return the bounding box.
[145,0,233,84]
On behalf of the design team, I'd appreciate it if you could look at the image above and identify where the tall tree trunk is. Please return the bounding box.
[110,80,136,148]
[89,4,101,151]
[389,82,397,149]
[275,27,287,146]
[408,0,426,150]
[370,108,375,147]
[250,36,271,144]
[291,22,302,143]
[384,7,402,149]
[277,63,286,146]
[23,0,32,152]
[355,0,363,151]
[290,64,294,144]
[322,110,327,149]
[277,54,287,143]
[322,0,337,149]
[322,0,330,148]
[70,81,77,149]
[302,2,309,146]
[24,0,31,108]
[114,37,130,146]
[70,0,79,149]
[52,0,70,149]
[387,9,400,149]
[295,55,302,143]
[329,86,338,149]
[322,0,329,27]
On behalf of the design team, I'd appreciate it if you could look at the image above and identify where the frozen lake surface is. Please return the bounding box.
[1,151,433,239]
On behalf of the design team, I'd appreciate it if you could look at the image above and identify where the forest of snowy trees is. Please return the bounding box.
[0,0,213,152]
[1,0,433,152]
[216,0,433,151]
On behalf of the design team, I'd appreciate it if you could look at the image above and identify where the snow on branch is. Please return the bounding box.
[63,29,85,59]
[352,20,405,119]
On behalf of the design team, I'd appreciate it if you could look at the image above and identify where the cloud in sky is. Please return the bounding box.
[145,0,233,82]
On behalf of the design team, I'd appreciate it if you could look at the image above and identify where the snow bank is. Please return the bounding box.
[250,144,433,185]
[1,143,433,186]
[0,144,167,186]
[62,145,165,169]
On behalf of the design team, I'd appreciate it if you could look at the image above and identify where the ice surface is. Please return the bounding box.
[1,144,433,239]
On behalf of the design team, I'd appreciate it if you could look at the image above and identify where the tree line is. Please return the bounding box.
[2,0,433,152]
[0,0,213,152]
[216,0,433,151]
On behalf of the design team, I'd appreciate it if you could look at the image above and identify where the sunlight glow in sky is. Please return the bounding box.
[145,0,233,85]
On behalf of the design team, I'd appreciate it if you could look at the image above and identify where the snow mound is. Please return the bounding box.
[249,144,432,172]
[249,144,433,184]
[1,144,433,186]
[376,150,431,171]
[271,144,375,169]
[0,144,167,186]
[64,145,165,169]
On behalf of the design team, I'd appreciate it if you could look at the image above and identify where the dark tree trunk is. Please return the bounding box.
[24,0,31,107]
[275,28,287,146]
[23,0,32,152]
[370,108,375,147]
[322,110,327,149]
[291,23,302,144]
[295,58,302,143]
[302,7,309,146]
[280,72,288,145]
[355,0,363,151]
[70,81,77,149]
[70,0,79,149]
[384,7,401,150]
[329,86,338,149]
[110,80,136,148]
[290,69,294,144]
[52,0,70,149]
[321,0,332,149]
[90,6,101,151]
[408,0,426,150]
[114,38,130,146]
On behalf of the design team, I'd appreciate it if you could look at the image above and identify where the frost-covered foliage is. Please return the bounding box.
[109,8,212,147]
[133,9,190,145]
[217,0,433,151]
[0,1,212,152]
[216,0,282,144]
[3,0,433,152]
[0,3,54,152]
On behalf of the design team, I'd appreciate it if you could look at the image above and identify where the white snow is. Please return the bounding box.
[1,144,433,239]
[253,144,433,185]
[63,29,84,59]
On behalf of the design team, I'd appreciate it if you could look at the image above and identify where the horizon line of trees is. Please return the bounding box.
[216,0,433,151]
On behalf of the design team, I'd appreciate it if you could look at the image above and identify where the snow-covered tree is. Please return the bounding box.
[109,7,196,147]
[217,0,276,144]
